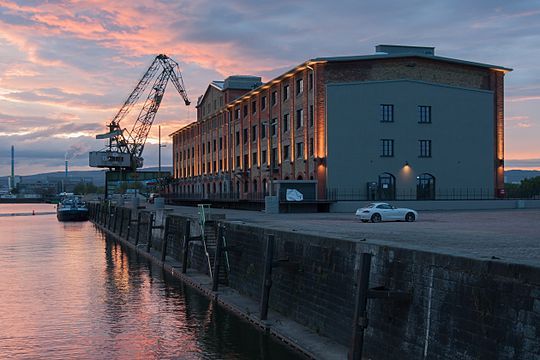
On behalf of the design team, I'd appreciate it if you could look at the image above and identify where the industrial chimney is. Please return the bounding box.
[9,145,15,191]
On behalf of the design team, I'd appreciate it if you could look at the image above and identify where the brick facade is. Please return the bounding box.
[171,47,509,201]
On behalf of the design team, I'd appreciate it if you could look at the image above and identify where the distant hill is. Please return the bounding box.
[2,167,535,187]
[504,170,540,184]
[0,166,172,188]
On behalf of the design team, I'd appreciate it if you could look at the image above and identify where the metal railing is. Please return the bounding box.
[164,191,268,202]
[324,187,532,201]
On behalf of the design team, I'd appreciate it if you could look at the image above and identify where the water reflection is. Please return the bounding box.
[0,205,300,359]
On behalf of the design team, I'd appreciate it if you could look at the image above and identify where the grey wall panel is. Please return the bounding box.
[326,80,495,197]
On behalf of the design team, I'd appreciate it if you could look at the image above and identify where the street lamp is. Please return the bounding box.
[262,120,276,196]
[158,125,167,178]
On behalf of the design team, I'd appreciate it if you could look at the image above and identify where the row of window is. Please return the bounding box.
[380,139,432,157]
[233,75,314,119]
[380,104,432,123]
[177,138,315,177]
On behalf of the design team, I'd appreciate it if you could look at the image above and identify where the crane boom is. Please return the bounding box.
[89,54,190,170]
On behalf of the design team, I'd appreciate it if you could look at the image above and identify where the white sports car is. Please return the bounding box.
[355,202,418,223]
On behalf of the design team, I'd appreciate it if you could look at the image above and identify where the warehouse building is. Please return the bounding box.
[170,45,511,203]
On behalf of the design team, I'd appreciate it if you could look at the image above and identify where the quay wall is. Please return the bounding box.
[88,203,540,360]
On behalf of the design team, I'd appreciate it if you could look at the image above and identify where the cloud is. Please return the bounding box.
[1,87,122,110]
[0,0,540,175]
[505,158,540,169]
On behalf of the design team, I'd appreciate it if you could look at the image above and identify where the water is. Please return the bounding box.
[0,204,301,359]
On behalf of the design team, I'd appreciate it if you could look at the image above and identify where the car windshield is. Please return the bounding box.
[366,203,376,208]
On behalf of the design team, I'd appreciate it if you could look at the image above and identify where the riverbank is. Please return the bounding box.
[88,202,540,359]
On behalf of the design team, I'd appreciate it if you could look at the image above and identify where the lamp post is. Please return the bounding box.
[158,125,167,178]
[262,120,275,196]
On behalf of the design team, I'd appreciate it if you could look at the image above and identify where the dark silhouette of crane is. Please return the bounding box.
[90,54,190,171]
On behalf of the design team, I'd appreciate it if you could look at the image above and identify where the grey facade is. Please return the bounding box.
[327,80,495,199]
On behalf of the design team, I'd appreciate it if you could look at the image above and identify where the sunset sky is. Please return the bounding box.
[1,0,539,176]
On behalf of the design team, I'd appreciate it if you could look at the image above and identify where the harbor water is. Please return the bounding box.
[0,204,300,359]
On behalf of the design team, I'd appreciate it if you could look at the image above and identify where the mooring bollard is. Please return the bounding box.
[182,220,191,274]
[349,253,372,360]
[259,234,275,320]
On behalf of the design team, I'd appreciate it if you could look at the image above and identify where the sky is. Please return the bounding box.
[0,0,539,176]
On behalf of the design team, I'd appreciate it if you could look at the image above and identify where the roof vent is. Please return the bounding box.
[376,45,435,56]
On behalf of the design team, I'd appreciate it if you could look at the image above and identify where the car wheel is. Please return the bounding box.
[405,212,416,222]
[371,213,382,223]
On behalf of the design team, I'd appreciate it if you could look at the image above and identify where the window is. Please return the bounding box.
[236,155,241,168]
[235,131,240,146]
[219,159,223,170]
[418,106,432,123]
[271,148,277,168]
[419,140,432,157]
[244,154,249,168]
[261,123,267,139]
[381,139,394,157]
[207,142,210,153]
[283,84,289,101]
[309,105,314,127]
[252,152,257,166]
[235,108,240,119]
[283,114,289,132]
[243,128,248,144]
[380,104,394,122]
[309,138,314,156]
[202,144,205,155]
[283,145,290,160]
[271,118,277,136]
[213,139,216,152]
[309,73,313,89]
[296,142,304,159]
[296,78,303,95]
[252,101,257,114]
[219,137,223,150]
[261,96,267,110]
[271,91,277,106]
[243,105,248,117]
[296,109,304,128]
[262,150,267,164]
[252,125,257,142]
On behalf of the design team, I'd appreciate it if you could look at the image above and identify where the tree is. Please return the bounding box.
[505,176,540,198]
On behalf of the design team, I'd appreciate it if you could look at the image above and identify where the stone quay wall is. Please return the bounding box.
[88,202,540,360]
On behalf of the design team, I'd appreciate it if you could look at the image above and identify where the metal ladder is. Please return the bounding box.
[197,204,229,285]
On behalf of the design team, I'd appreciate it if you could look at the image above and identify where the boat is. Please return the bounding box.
[57,196,89,221]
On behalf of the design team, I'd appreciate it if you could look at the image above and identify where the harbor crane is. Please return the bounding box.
[89,54,190,171]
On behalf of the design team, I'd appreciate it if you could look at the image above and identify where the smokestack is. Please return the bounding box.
[11,145,14,181]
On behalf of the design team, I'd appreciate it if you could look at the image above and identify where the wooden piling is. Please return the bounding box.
[349,253,372,360]
[182,220,191,274]
[212,224,224,292]
[259,234,275,320]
